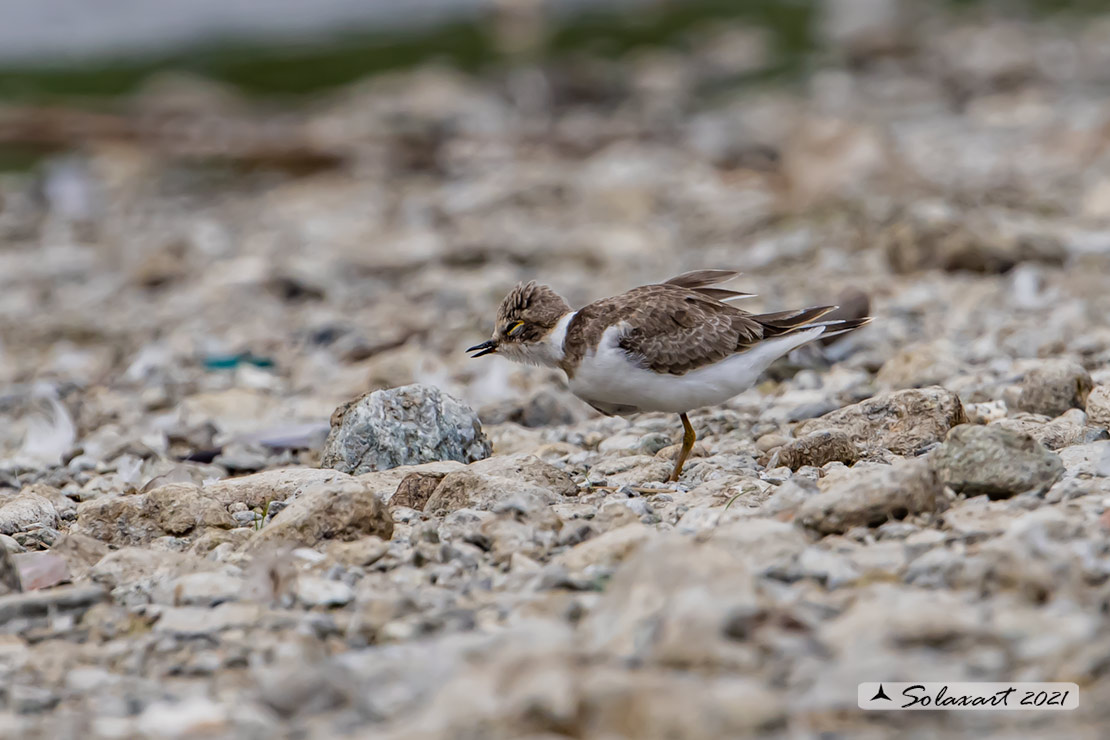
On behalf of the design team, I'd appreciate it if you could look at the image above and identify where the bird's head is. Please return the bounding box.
[467,281,571,367]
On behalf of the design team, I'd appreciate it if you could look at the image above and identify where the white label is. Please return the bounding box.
[858,683,1079,710]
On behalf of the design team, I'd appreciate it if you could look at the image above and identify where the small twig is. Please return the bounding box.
[585,484,677,495]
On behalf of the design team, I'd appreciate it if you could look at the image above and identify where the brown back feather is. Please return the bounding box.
[663,269,740,289]
[562,283,764,376]
[562,277,867,377]
[663,270,752,302]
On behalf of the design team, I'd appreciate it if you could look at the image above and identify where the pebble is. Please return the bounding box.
[554,524,653,573]
[328,536,389,567]
[0,494,58,536]
[773,429,860,470]
[248,477,394,552]
[160,571,245,607]
[1058,441,1110,478]
[10,552,69,590]
[794,546,861,588]
[932,424,1064,499]
[155,604,263,637]
[1088,385,1110,429]
[0,534,24,554]
[638,432,673,455]
[232,510,260,526]
[1018,360,1093,418]
[136,698,231,739]
[797,458,946,535]
[0,585,107,625]
[755,433,788,453]
[295,577,355,608]
[8,685,59,714]
[795,386,968,456]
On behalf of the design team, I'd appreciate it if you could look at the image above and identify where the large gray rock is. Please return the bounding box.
[794,386,967,456]
[932,424,1064,499]
[1018,360,1093,418]
[322,384,491,474]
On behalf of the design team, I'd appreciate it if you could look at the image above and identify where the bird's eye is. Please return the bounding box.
[507,321,525,337]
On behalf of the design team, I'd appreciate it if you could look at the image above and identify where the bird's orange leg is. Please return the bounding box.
[668,412,696,482]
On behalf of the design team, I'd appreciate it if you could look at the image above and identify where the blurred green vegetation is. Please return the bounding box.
[0,1,811,102]
[0,0,1105,102]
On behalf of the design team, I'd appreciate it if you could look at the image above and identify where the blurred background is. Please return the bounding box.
[2,0,1110,468]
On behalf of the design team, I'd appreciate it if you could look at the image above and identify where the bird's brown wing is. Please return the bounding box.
[613,285,764,376]
[560,279,847,379]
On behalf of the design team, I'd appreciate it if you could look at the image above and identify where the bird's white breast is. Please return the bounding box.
[546,311,575,360]
[567,324,826,414]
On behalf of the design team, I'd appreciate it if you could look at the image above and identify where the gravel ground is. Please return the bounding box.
[2,1,1110,738]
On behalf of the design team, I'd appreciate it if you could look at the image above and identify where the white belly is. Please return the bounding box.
[568,325,826,414]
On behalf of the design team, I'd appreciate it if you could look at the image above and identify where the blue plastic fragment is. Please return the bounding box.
[202,352,275,370]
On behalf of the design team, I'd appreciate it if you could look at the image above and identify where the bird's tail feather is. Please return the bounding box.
[812,317,873,340]
[755,305,837,336]
[757,305,872,344]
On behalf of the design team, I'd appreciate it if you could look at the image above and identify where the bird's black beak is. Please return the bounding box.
[467,339,497,358]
